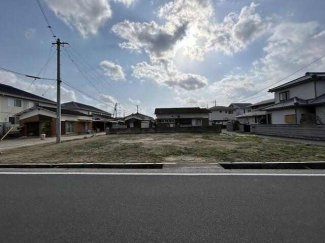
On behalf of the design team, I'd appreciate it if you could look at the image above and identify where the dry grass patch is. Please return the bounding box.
[0,133,324,163]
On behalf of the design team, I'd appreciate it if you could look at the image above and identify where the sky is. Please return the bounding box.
[1,0,325,117]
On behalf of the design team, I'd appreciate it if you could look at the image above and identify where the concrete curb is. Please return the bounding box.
[219,162,325,169]
[0,163,170,169]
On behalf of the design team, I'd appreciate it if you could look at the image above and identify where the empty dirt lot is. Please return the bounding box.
[1,133,325,163]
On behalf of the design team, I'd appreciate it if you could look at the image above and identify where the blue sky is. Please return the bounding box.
[1,0,325,116]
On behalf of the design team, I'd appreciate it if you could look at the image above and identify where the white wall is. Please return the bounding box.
[316,105,325,124]
[270,109,296,124]
[209,110,234,121]
[0,96,34,122]
[156,113,209,119]
[274,82,315,103]
[0,95,55,122]
[316,81,325,97]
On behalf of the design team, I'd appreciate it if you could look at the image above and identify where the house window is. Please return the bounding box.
[8,98,22,107]
[192,119,202,126]
[279,91,290,101]
[285,114,296,124]
[228,111,233,114]
[66,122,75,133]
[220,111,222,113]
[9,117,15,125]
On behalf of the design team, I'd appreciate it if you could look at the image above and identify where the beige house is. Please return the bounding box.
[209,106,236,126]
[0,83,55,124]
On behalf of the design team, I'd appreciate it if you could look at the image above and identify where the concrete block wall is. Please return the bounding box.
[251,124,325,141]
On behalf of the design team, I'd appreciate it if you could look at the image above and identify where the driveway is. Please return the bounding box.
[0,132,106,151]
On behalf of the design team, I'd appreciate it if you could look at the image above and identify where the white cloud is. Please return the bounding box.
[205,2,270,55]
[113,0,135,7]
[208,21,325,105]
[112,20,188,60]
[132,60,208,91]
[100,60,126,81]
[99,94,118,105]
[128,98,141,105]
[44,0,137,38]
[0,71,77,103]
[156,1,270,59]
[112,1,270,92]
[174,97,208,107]
[25,28,36,40]
[44,0,111,38]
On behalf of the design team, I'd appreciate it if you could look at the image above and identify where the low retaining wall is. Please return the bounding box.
[107,128,155,134]
[251,124,325,141]
[106,125,221,134]
[156,125,221,133]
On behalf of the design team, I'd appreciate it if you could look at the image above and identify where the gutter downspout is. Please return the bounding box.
[294,97,298,124]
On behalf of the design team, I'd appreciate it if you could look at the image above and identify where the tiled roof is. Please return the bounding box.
[248,99,275,108]
[236,110,267,118]
[44,107,92,116]
[229,103,252,109]
[209,106,236,111]
[268,72,325,92]
[15,105,92,117]
[124,112,154,121]
[155,107,211,115]
[62,102,111,115]
[0,83,55,104]
[308,93,325,105]
[263,97,308,111]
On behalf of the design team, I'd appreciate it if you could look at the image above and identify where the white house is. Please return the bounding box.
[155,107,211,128]
[236,99,275,125]
[263,72,325,124]
[0,83,55,124]
[229,103,252,117]
[209,106,236,126]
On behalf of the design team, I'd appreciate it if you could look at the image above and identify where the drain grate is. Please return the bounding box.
[219,163,325,170]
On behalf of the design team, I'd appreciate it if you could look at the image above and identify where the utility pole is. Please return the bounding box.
[113,103,118,118]
[52,38,68,143]
[215,100,217,106]
[136,105,139,113]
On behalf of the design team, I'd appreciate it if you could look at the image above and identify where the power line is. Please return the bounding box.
[235,53,325,103]
[62,48,104,95]
[66,45,136,107]
[62,47,133,113]
[0,66,56,81]
[61,79,115,109]
[3,45,56,122]
[36,0,56,39]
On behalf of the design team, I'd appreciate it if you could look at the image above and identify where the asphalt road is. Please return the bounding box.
[0,172,325,242]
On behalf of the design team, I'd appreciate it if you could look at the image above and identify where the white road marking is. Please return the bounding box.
[0,172,325,176]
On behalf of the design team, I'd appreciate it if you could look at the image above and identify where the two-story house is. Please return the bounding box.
[155,107,211,128]
[236,99,275,125]
[263,72,325,124]
[0,83,55,124]
[229,103,252,117]
[209,106,236,127]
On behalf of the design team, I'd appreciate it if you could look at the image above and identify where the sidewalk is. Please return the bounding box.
[222,130,325,146]
[0,132,106,151]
